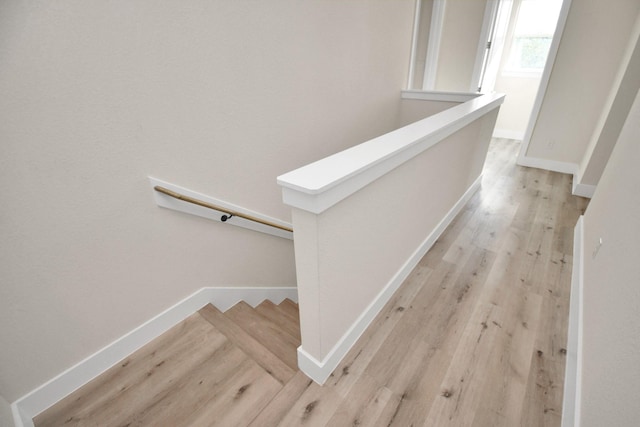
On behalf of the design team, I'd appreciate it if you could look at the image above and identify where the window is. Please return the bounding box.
[505,0,562,74]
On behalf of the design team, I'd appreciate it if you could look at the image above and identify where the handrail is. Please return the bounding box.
[153,186,293,233]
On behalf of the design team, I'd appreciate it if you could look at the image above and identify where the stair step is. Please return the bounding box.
[279,298,299,316]
[223,302,300,371]
[198,304,296,384]
[275,298,300,325]
[255,300,301,342]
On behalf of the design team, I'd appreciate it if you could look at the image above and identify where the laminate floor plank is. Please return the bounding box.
[247,371,314,427]
[254,300,302,342]
[224,301,300,370]
[198,304,296,385]
[183,359,282,427]
[34,314,228,427]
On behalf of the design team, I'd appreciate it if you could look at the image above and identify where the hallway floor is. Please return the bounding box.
[35,138,589,426]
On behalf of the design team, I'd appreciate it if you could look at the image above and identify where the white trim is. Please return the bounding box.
[297,175,483,384]
[572,183,596,199]
[517,0,572,163]
[471,0,500,92]
[422,0,447,90]
[278,92,504,214]
[12,286,297,427]
[149,177,293,240]
[401,89,480,103]
[492,128,525,141]
[407,0,422,90]
[517,155,578,176]
[562,216,584,427]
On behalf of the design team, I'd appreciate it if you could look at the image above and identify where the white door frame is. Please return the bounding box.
[470,0,500,92]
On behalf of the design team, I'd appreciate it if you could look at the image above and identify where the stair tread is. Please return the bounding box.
[279,298,299,315]
[274,299,300,322]
[247,371,313,427]
[255,300,301,342]
[223,302,299,371]
[198,304,296,384]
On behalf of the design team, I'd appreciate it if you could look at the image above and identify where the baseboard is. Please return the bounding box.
[11,286,297,427]
[493,129,525,141]
[297,175,483,384]
[516,154,579,176]
[562,216,584,427]
[572,182,596,199]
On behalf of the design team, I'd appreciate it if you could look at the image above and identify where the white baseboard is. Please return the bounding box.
[572,182,596,199]
[562,216,584,427]
[493,129,525,141]
[11,286,297,427]
[297,175,483,384]
[516,154,579,176]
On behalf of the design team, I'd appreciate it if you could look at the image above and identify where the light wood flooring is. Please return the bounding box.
[34,138,589,426]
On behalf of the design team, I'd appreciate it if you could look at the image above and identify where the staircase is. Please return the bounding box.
[34,299,301,426]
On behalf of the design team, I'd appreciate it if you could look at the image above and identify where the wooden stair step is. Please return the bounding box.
[198,304,296,384]
[278,298,299,318]
[274,299,300,327]
[223,301,300,371]
[255,300,301,342]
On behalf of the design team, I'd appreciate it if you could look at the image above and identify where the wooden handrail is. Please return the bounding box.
[154,186,293,233]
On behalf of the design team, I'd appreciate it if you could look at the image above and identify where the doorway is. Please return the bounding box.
[481,0,564,141]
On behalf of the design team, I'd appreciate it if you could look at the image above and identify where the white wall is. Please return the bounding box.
[434,0,487,91]
[493,74,540,139]
[0,395,12,427]
[0,0,415,403]
[580,25,640,186]
[579,89,640,426]
[524,0,640,164]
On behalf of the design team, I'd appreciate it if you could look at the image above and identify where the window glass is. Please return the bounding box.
[506,0,562,73]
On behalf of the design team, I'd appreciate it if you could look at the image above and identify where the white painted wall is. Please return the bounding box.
[434,0,488,91]
[524,0,640,164]
[0,0,415,405]
[493,74,540,139]
[580,23,640,186]
[398,98,458,126]
[0,395,12,427]
[579,89,640,426]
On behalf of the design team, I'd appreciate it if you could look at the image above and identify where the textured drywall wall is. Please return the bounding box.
[581,28,640,186]
[580,89,640,426]
[398,98,459,127]
[525,0,640,163]
[493,74,540,137]
[435,0,487,91]
[0,395,12,427]
[0,0,415,402]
